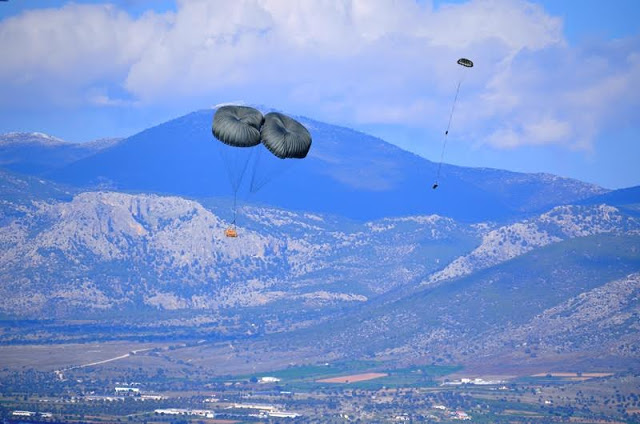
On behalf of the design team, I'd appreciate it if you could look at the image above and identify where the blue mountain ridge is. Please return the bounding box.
[47,109,605,222]
[580,185,640,206]
[0,132,121,176]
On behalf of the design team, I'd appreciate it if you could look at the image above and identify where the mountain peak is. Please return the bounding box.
[0,131,66,146]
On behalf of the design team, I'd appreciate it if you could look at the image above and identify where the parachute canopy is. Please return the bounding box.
[211,105,312,236]
[260,112,312,159]
[212,105,264,148]
[212,107,312,159]
[457,58,474,68]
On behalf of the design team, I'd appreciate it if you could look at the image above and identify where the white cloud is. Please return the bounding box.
[0,3,170,106]
[486,117,572,150]
[478,36,640,150]
[0,0,638,153]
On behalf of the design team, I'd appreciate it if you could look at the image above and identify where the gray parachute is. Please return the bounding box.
[211,105,312,235]
[260,112,312,159]
[212,105,264,148]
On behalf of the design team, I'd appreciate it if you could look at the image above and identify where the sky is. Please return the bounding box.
[0,0,639,189]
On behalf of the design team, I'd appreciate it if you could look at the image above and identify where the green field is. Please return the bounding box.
[240,361,462,390]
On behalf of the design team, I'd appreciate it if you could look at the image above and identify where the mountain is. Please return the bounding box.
[0,132,123,176]
[47,109,606,222]
[1,111,637,372]
[83,137,124,151]
[0,189,479,318]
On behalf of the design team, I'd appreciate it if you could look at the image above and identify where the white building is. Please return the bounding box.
[259,376,281,383]
[12,411,35,417]
[231,403,279,412]
[269,411,300,418]
[141,394,165,400]
[115,387,140,394]
[154,408,214,418]
[453,411,471,420]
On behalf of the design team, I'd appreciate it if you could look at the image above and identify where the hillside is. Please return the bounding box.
[243,233,640,369]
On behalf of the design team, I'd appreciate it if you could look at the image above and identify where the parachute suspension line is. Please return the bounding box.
[248,145,263,193]
[216,144,253,230]
[232,191,237,226]
[217,144,253,194]
[433,79,462,189]
[248,146,296,194]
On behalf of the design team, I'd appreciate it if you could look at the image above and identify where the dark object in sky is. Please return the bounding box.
[212,105,263,148]
[457,58,474,68]
[260,112,312,159]
[433,57,474,189]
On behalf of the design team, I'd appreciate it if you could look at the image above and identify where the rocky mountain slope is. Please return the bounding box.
[492,272,640,359]
[427,204,640,284]
[0,168,75,224]
[0,189,479,318]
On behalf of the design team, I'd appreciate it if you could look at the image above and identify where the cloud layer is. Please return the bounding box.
[1,0,638,152]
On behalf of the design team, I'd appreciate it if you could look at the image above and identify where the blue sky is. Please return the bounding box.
[1,0,638,189]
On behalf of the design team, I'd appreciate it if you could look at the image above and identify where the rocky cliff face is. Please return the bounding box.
[1,192,285,314]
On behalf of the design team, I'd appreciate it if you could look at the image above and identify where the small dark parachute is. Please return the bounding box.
[433,57,474,189]
[457,58,474,68]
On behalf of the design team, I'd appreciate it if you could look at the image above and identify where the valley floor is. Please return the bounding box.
[1,340,639,423]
